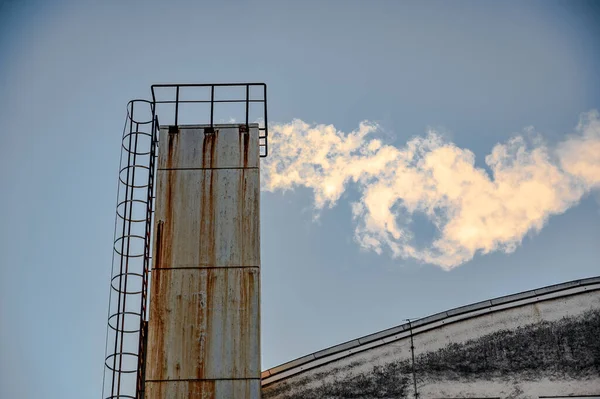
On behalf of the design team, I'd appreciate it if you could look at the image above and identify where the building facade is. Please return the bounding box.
[261,277,600,398]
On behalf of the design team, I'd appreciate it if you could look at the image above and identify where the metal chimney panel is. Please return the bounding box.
[145,124,261,399]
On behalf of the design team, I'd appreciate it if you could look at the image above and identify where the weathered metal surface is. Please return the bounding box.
[153,168,260,268]
[158,125,260,170]
[146,267,260,380]
[146,380,260,399]
[146,124,261,398]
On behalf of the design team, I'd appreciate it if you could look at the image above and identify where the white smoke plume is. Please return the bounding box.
[261,111,600,270]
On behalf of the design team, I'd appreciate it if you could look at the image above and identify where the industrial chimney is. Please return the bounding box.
[103,84,268,399]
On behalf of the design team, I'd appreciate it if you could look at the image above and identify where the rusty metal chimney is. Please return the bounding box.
[103,84,267,399]
[145,122,261,398]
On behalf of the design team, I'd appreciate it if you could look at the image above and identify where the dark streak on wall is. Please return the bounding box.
[417,309,600,381]
[262,310,600,399]
[263,360,412,399]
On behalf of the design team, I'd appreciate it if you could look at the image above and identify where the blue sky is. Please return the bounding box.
[0,1,599,398]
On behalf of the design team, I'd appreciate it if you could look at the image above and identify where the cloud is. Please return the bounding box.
[261,111,600,270]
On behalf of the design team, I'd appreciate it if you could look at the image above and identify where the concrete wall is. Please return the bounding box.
[262,277,600,398]
[145,124,261,399]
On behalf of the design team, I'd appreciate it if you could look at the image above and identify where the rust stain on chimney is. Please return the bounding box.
[145,125,260,398]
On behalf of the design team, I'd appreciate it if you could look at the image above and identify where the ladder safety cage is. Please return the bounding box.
[102,99,158,399]
[102,83,268,399]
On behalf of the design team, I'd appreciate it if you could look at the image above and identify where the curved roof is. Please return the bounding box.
[261,275,600,386]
